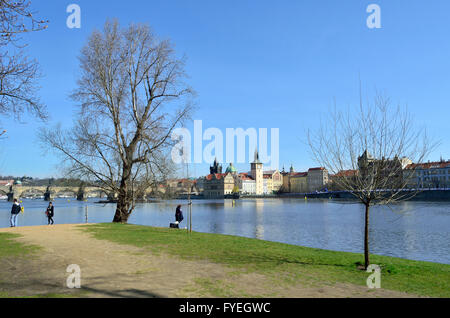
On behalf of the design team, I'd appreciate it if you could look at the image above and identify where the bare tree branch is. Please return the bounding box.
[41,20,194,223]
[0,0,48,121]
[307,89,435,269]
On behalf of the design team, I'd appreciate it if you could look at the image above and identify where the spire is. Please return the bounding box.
[210,157,222,174]
[253,149,261,164]
[361,149,374,160]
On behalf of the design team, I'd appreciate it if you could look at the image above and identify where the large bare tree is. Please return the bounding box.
[0,0,48,120]
[308,92,433,269]
[41,20,194,223]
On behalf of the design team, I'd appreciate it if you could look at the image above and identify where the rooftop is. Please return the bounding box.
[333,170,359,177]
[240,175,255,181]
[405,161,450,170]
[308,167,326,171]
[291,172,308,177]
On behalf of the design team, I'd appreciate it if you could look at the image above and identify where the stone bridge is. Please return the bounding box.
[0,185,111,201]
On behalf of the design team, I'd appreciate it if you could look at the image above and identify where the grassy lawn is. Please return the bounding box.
[82,223,450,298]
[0,233,40,258]
[0,291,86,298]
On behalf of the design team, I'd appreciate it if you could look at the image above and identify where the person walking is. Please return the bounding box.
[175,205,184,226]
[10,199,21,227]
[46,202,54,225]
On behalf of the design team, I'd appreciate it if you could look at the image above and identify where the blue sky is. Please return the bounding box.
[0,0,449,178]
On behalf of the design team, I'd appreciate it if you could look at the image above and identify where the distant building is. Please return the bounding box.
[196,177,205,193]
[235,173,252,194]
[358,150,408,190]
[279,165,329,193]
[404,160,450,189]
[290,172,308,193]
[280,166,291,192]
[307,167,329,192]
[164,178,196,195]
[330,170,359,191]
[201,150,290,197]
[279,165,309,193]
[203,173,235,198]
[263,170,283,193]
[210,158,222,174]
[0,179,14,187]
[202,150,275,197]
[250,150,264,195]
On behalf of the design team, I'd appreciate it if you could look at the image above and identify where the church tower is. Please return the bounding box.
[251,149,263,195]
[210,158,222,174]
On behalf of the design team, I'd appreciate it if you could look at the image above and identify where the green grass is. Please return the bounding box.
[0,233,40,258]
[191,278,239,298]
[0,291,87,298]
[81,223,450,298]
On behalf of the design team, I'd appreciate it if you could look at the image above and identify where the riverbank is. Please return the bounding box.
[158,188,450,201]
[0,224,448,298]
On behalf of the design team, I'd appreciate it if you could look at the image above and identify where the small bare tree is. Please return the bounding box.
[0,0,48,120]
[308,91,433,269]
[41,20,194,223]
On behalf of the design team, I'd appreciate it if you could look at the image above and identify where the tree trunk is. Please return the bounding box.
[364,203,370,269]
[113,165,132,223]
[113,193,130,223]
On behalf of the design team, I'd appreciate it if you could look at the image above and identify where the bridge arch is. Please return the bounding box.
[53,188,78,198]
[18,188,46,199]
[84,189,108,198]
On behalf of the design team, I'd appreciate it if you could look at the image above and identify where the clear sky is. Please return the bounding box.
[0,0,449,178]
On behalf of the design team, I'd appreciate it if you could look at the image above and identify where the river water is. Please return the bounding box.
[0,198,449,264]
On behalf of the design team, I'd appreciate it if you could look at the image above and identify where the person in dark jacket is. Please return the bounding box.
[46,202,54,225]
[10,198,21,227]
[175,205,184,225]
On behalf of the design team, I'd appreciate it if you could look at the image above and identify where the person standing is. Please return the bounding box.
[10,199,21,227]
[46,202,54,225]
[175,205,184,226]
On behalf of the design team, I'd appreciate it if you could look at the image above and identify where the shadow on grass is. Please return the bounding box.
[80,286,163,298]
[1,275,164,298]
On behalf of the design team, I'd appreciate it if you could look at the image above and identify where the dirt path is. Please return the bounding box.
[0,224,419,298]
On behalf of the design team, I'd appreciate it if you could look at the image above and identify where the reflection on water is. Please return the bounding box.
[0,198,449,264]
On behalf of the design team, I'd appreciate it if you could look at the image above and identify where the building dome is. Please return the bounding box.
[225,163,237,174]
[14,180,22,185]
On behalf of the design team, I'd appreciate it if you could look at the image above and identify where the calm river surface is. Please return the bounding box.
[0,198,449,264]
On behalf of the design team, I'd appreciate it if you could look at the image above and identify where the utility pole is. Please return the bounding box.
[189,182,192,234]
[184,150,192,234]
[186,161,192,233]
